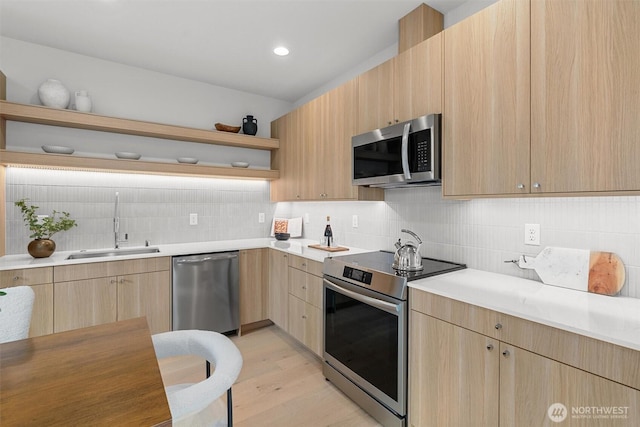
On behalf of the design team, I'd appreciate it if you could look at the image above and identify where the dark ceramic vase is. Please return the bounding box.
[242,115,258,136]
[28,239,56,258]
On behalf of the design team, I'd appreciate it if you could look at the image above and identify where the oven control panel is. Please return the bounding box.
[343,266,372,285]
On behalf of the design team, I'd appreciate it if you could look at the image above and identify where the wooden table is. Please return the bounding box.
[0,317,171,426]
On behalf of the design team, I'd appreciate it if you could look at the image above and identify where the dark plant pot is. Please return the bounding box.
[28,239,56,258]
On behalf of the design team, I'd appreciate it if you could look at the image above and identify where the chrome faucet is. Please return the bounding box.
[114,192,127,249]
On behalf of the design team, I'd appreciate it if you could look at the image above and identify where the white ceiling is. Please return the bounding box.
[0,0,468,103]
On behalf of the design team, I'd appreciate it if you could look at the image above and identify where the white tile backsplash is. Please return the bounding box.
[5,168,274,253]
[275,186,640,299]
[6,168,640,299]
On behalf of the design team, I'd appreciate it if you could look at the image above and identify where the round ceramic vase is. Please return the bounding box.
[38,79,71,109]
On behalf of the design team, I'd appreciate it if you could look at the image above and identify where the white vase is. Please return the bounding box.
[74,90,92,112]
[38,79,70,109]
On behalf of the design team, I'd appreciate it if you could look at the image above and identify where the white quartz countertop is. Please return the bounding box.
[0,238,373,270]
[409,269,640,351]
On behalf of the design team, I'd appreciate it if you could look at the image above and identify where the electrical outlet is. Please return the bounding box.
[524,223,540,246]
[352,215,359,228]
[189,213,198,226]
[258,212,265,223]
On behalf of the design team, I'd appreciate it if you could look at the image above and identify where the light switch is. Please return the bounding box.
[352,215,359,228]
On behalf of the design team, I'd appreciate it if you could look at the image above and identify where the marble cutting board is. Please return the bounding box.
[518,247,625,296]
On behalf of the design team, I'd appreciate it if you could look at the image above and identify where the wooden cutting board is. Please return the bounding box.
[518,247,625,296]
[308,244,349,252]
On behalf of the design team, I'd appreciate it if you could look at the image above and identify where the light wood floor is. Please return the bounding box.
[158,325,382,427]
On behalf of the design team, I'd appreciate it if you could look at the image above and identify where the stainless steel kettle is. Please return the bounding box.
[393,229,424,271]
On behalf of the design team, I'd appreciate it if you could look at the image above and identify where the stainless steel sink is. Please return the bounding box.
[66,247,160,260]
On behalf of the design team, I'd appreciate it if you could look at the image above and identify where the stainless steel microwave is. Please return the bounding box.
[352,114,441,188]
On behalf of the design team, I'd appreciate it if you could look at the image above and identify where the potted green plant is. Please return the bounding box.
[15,198,77,258]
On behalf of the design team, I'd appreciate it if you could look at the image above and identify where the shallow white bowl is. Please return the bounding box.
[115,152,141,160]
[177,157,199,164]
[42,145,74,154]
[231,161,250,168]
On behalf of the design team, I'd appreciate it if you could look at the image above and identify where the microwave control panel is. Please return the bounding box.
[414,133,432,172]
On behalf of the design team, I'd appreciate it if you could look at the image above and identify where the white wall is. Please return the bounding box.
[292,0,499,107]
[0,37,292,168]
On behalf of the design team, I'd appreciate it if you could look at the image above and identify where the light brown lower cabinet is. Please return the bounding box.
[268,249,289,330]
[117,271,171,334]
[500,342,639,427]
[409,311,499,427]
[409,293,640,427]
[239,248,269,332]
[53,257,171,334]
[54,277,117,333]
[287,294,322,357]
[287,261,323,357]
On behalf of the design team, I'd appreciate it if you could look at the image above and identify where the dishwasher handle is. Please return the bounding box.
[174,253,238,264]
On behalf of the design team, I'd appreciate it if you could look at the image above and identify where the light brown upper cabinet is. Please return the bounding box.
[443,0,531,197]
[270,109,302,201]
[357,33,443,135]
[271,79,383,201]
[530,0,640,194]
[357,58,396,133]
[395,33,443,126]
[444,0,640,198]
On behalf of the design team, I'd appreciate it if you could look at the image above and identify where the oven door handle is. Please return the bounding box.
[324,279,400,315]
[401,122,412,180]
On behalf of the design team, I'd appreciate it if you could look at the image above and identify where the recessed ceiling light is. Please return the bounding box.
[273,46,290,56]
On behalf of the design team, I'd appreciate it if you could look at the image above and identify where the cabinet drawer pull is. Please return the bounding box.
[486,344,494,351]
[302,286,306,289]
[502,349,510,358]
[495,323,502,330]
[13,276,21,281]
[302,315,307,319]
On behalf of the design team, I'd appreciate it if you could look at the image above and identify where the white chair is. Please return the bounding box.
[152,330,243,427]
[0,286,36,344]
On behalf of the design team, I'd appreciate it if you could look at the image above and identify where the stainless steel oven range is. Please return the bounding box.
[323,251,466,427]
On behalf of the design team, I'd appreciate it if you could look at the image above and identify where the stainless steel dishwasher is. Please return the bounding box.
[172,252,239,334]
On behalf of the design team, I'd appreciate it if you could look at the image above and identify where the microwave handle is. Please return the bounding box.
[401,122,411,180]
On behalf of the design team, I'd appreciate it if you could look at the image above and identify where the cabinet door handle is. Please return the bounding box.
[502,349,510,358]
[110,279,117,284]
[533,182,541,189]
[495,323,502,330]
[13,276,21,281]
[302,286,306,289]
[302,315,307,319]
[516,183,525,189]
[486,344,494,351]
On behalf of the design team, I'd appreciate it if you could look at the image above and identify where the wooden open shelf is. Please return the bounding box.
[0,100,279,150]
[0,150,279,180]
[0,100,280,180]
